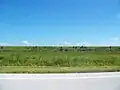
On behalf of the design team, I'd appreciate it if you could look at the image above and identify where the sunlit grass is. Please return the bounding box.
[0,46,120,73]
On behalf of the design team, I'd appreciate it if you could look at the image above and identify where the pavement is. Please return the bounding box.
[0,72,120,90]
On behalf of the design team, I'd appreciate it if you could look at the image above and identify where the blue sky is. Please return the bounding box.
[0,0,120,46]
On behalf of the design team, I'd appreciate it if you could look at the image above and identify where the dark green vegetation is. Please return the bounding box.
[0,46,120,73]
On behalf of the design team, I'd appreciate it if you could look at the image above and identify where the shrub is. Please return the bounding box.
[0,56,4,60]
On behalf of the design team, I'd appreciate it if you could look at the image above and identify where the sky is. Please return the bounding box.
[0,0,120,46]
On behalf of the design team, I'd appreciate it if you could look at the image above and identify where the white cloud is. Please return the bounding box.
[21,40,30,46]
[76,43,81,46]
[63,41,72,46]
[1,37,120,46]
[108,37,120,46]
[111,37,119,41]
[81,41,91,46]
[58,41,92,46]
[97,37,120,46]
[21,40,38,46]
[0,43,12,46]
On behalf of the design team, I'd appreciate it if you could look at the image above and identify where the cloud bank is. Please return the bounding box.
[0,37,120,46]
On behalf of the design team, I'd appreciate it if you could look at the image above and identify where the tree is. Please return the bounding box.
[59,47,63,51]
[64,48,68,51]
[80,45,87,51]
[0,46,4,52]
[0,46,3,49]
[109,46,112,51]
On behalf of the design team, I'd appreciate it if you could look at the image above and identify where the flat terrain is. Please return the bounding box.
[0,46,120,73]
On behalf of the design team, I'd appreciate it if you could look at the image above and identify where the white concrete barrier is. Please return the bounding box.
[0,72,120,90]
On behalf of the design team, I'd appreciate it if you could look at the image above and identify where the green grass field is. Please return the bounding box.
[0,46,120,73]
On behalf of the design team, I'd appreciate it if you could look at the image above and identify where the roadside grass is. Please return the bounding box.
[0,52,120,67]
[0,46,120,73]
[0,66,120,73]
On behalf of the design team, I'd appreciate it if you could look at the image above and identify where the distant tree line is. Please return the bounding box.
[0,46,120,52]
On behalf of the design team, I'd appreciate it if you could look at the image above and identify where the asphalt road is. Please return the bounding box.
[0,72,120,90]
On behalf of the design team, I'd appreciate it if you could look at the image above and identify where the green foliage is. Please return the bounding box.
[0,46,120,67]
[0,56,4,60]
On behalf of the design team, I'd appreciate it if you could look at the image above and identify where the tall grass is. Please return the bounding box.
[0,51,120,67]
